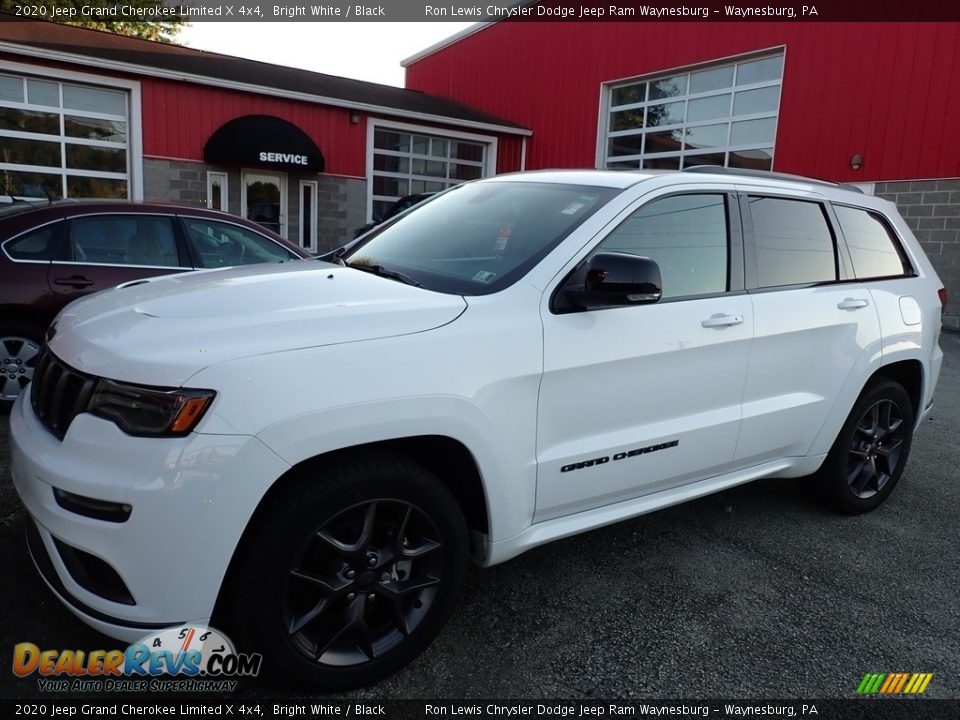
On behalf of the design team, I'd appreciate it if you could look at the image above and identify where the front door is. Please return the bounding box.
[536,191,752,522]
[242,170,287,238]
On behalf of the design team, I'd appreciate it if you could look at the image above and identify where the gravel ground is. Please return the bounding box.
[1,333,958,701]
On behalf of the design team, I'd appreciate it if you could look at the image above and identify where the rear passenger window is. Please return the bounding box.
[597,194,728,298]
[833,205,911,279]
[4,223,59,261]
[63,215,181,267]
[749,197,836,287]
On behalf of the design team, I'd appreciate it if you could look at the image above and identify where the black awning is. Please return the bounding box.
[203,115,325,172]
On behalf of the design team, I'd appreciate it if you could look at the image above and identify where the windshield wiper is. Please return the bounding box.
[350,263,422,288]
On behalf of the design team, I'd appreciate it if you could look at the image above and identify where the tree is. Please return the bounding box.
[1,0,184,42]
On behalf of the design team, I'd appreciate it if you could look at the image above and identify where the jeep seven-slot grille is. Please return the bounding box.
[30,347,97,440]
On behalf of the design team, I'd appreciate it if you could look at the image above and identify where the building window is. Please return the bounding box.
[601,52,783,172]
[207,171,228,212]
[299,180,318,252]
[369,122,491,222]
[0,71,130,200]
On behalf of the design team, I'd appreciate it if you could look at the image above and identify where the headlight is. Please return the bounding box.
[87,379,215,437]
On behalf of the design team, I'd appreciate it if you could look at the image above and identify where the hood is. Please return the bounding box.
[49,260,467,387]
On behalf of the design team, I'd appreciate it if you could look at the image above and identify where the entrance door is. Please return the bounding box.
[242,170,287,238]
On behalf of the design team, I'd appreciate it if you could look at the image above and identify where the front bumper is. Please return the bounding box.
[10,392,290,642]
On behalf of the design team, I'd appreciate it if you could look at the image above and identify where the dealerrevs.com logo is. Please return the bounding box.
[13,625,262,692]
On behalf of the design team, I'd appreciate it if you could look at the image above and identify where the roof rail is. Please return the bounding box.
[681,166,862,192]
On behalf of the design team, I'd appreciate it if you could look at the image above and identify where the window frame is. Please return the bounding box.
[366,119,497,225]
[741,193,849,292]
[56,212,189,269]
[0,61,142,201]
[829,202,915,281]
[177,214,299,269]
[206,171,228,213]
[1,217,65,264]
[551,190,745,314]
[597,49,785,173]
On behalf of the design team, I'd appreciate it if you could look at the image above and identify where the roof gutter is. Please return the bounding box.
[401,22,492,67]
[0,41,532,137]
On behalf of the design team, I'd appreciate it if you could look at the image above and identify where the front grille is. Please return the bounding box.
[30,347,97,440]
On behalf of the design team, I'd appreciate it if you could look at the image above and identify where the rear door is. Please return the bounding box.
[736,191,881,464]
[536,188,752,521]
[48,213,191,306]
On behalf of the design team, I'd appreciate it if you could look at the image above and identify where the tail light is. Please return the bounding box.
[938,287,948,314]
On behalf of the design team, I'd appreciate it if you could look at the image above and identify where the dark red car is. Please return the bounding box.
[0,200,311,410]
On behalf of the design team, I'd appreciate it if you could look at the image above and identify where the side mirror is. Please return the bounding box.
[565,252,662,309]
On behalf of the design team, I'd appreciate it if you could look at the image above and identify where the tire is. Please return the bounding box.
[814,379,914,514]
[0,322,43,414]
[225,453,469,690]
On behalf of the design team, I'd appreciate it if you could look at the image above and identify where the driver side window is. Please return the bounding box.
[596,193,729,299]
[182,218,297,268]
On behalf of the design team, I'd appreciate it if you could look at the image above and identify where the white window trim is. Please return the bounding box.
[366,119,498,222]
[299,179,318,252]
[1,59,143,201]
[595,47,787,172]
[206,171,228,212]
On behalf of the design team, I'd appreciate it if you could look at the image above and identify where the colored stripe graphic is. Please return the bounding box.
[857,672,932,694]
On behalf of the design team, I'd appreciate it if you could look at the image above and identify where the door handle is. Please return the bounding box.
[837,298,869,310]
[701,314,744,328]
[53,276,94,288]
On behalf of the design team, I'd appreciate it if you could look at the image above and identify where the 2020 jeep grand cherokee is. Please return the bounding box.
[11,169,945,688]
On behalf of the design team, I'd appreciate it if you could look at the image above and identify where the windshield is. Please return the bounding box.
[343,181,618,295]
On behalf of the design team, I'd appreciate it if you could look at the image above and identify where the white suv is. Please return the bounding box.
[10,169,945,688]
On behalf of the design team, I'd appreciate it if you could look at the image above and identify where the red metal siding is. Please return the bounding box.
[406,22,960,182]
[141,78,368,177]
[497,135,524,173]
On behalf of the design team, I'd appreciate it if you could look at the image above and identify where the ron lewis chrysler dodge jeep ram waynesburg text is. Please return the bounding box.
[11,169,945,689]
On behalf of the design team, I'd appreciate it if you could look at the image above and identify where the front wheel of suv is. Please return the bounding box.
[226,453,469,690]
[815,378,915,515]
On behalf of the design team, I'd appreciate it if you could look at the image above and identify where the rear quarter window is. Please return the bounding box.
[3,222,60,261]
[833,205,912,279]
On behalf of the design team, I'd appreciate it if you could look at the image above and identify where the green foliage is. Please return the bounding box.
[1,0,185,42]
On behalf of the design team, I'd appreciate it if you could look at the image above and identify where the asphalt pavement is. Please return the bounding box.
[1,333,958,701]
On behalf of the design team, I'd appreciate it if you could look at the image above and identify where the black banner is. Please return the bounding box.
[3,0,960,22]
[2,699,960,720]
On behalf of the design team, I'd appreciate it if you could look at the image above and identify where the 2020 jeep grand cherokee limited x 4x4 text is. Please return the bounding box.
[11,169,945,688]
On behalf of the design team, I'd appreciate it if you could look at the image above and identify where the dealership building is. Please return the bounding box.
[0,16,529,252]
[1,17,958,314]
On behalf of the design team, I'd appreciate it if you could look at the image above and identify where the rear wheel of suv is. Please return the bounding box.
[0,323,42,413]
[227,453,468,690]
[815,379,914,514]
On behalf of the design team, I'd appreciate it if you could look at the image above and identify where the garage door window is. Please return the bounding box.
[0,72,129,200]
[370,125,488,221]
[603,53,782,172]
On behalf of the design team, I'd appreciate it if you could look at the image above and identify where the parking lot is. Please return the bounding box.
[2,332,958,701]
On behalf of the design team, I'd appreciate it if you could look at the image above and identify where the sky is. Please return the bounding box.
[178,23,476,87]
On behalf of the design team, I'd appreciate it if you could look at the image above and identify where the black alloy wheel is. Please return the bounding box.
[815,378,914,514]
[227,454,468,689]
[283,498,445,667]
[846,398,907,500]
